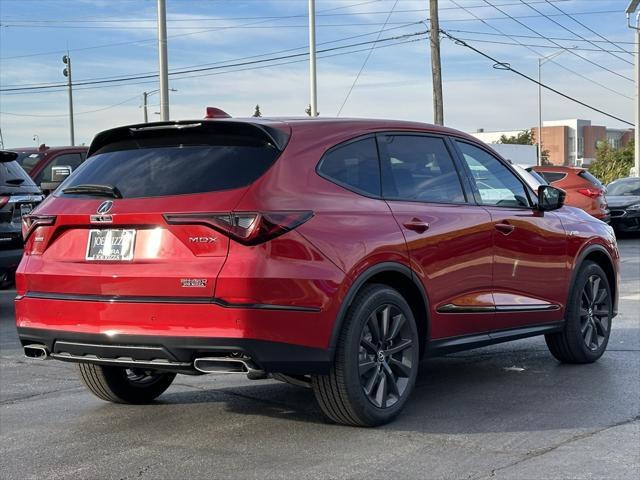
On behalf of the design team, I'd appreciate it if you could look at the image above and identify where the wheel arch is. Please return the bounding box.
[329,262,430,357]
[570,243,618,316]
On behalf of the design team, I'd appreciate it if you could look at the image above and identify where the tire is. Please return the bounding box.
[77,363,176,404]
[311,284,420,427]
[545,261,613,364]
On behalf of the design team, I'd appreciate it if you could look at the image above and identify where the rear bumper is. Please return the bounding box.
[17,327,331,374]
[15,294,334,374]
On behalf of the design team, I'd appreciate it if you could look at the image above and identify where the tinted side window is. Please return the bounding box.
[317,137,380,196]
[456,141,531,208]
[36,153,84,184]
[380,135,465,203]
[538,171,566,183]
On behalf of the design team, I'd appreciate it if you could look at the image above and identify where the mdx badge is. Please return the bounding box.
[189,236,217,243]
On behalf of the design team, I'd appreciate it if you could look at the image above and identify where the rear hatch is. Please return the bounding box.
[22,120,289,299]
[0,156,43,251]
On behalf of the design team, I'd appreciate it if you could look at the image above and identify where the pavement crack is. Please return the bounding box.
[472,415,640,479]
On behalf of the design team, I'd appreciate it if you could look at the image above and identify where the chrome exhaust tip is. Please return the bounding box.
[193,357,263,375]
[24,344,50,360]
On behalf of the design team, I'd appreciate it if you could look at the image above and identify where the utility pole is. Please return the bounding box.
[429,0,444,126]
[62,54,75,146]
[627,1,640,177]
[308,0,318,117]
[157,0,170,121]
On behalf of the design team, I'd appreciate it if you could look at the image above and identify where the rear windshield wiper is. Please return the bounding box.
[62,183,123,198]
[5,178,25,185]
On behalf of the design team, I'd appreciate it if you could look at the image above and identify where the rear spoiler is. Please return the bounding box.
[87,120,291,157]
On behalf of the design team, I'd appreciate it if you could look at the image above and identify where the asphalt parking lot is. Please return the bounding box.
[1,238,638,480]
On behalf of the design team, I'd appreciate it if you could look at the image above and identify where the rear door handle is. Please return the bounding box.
[403,218,430,234]
[495,222,515,235]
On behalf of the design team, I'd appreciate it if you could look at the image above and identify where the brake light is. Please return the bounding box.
[22,215,56,241]
[164,211,313,246]
[577,188,603,198]
[0,196,9,208]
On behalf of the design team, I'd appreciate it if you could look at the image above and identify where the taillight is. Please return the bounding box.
[0,196,8,208]
[164,211,313,246]
[577,188,603,198]
[22,215,56,241]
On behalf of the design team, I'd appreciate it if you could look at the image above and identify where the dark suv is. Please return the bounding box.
[1,151,44,286]
[16,114,619,426]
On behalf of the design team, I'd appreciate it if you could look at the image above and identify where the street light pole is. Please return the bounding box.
[157,0,170,121]
[143,91,149,123]
[62,54,75,146]
[537,48,571,166]
[627,0,640,177]
[308,0,318,117]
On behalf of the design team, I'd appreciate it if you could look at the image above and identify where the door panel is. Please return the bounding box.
[377,133,498,339]
[387,203,496,338]
[453,140,569,328]
[487,208,569,327]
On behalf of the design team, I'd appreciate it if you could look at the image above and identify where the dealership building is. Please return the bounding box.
[471,119,633,167]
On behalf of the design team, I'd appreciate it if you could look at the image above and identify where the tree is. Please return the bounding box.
[252,104,262,117]
[498,129,550,164]
[589,140,634,184]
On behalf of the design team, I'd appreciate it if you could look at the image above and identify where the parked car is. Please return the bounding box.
[16,114,619,426]
[606,177,640,233]
[13,144,88,194]
[0,151,44,287]
[529,166,609,222]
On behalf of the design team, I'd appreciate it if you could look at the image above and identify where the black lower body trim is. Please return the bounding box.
[22,291,320,312]
[427,322,564,356]
[17,327,332,375]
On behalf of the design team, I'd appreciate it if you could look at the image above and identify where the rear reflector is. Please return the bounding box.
[577,188,603,198]
[164,211,313,246]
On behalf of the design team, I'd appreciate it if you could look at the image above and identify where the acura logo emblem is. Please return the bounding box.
[97,201,113,215]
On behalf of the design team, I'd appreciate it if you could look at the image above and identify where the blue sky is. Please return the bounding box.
[0,0,634,147]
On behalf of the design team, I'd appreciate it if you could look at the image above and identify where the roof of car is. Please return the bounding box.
[11,145,88,153]
[532,165,584,172]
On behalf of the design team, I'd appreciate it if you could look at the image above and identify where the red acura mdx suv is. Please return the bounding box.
[16,114,619,426]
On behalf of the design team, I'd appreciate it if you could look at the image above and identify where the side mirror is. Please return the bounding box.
[538,185,566,211]
[51,165,72,182]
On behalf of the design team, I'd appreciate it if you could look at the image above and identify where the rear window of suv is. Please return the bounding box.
[579,170,603,188]
[58,133,280,199]
[1,160,36,187]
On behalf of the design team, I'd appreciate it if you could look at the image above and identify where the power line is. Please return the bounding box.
[519,0,632,65]
[543,0,632,54]
[337,0,400,116]
[0,30,427,93]
[0,94,141,117]
[482,0,633,82]
[0,1,572,23]
[449,0,634,100]
[0,21,426,89]
[0,34,429,97]
[440,29,632,126]
[0,8,621,60]
[445,28,634,49]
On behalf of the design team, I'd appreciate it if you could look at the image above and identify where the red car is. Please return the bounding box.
[530,166,610,222]
[16,114,619,426]
[13,145,88,188]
